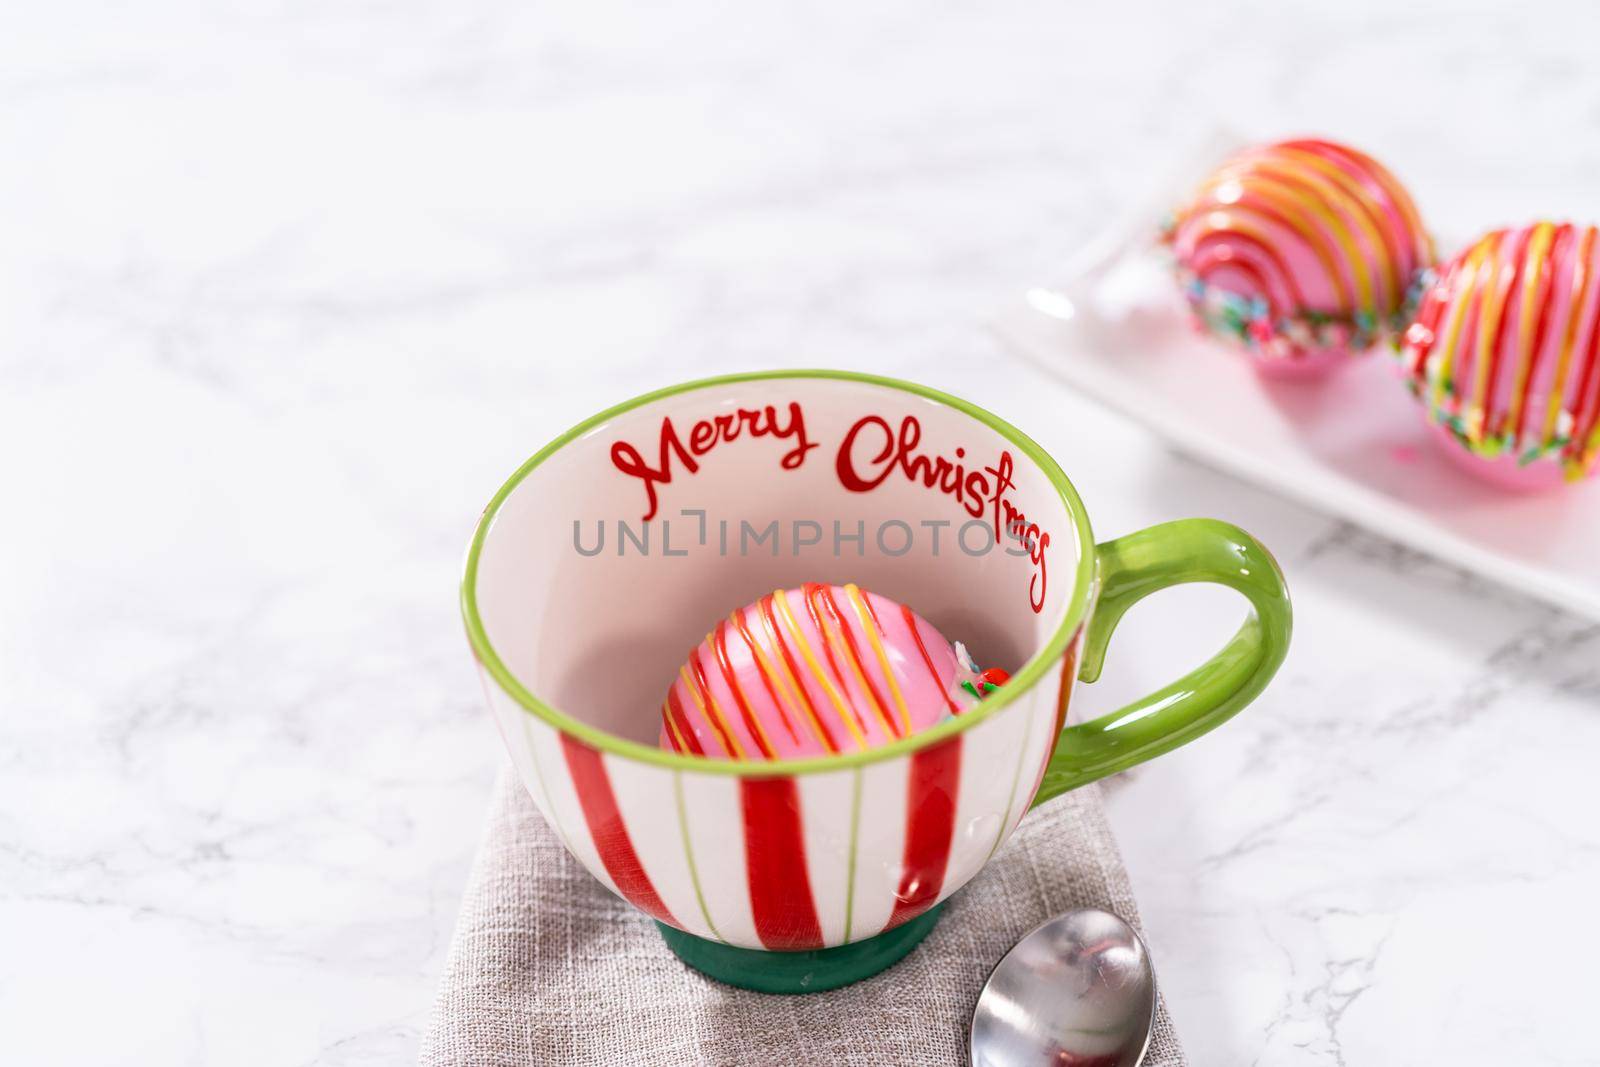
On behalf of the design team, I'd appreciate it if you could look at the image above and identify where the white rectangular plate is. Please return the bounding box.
[993,245,1600,622]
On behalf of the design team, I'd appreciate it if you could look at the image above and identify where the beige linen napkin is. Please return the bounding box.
[421,768,1185,1066]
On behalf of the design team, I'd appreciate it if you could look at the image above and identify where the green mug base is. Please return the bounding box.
[655,904,944,994]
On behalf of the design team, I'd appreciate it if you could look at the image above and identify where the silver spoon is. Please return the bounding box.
[970,908,1156,1067]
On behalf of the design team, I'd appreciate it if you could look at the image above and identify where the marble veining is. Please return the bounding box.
[5,1,1600,1063]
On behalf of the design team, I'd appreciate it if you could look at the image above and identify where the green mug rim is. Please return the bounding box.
[460,369,1098,777]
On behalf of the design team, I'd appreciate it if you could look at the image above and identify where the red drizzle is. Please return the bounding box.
[810,584,900,739]
[1224,195,1354,308]
[902,603,959,715]
[1480,228,1533,439]
[687,651,739,757]
[1191,231,1299,311]
[711,621,777,759]
[664,688,705,756]
[758,595,840,754]
[1407,257,1458,373]
[801,585,870,740]
[730,610,799,746]
[1511,226,1564,443]
[1567,275,1600,463]
[1554,226,1598,457]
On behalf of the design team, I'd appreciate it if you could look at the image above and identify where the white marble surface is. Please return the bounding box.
[6,2,1600,1063]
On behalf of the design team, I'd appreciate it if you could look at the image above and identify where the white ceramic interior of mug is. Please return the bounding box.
[472,374,1082,753]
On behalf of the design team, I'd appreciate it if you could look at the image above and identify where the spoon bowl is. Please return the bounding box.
[970,907,1156,1067]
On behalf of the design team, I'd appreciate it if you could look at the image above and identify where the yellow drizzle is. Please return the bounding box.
[678,664,742,758]
[662,701,690,753]
[1233,162,1377,311]
[843,583,913,737]
[1337,141,1433,263]
[1543,227,1594,444]
[1467,230,1514,447]
[807,585,898,742]
[736,609,834,754]
[1503,223,1557,443]
[773,589,867,750]
[1277,145,1404,305]
[1201,179,1354,308]
[1431,237,1494,425]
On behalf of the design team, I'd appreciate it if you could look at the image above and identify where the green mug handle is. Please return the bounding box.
[1031,518,1292,808]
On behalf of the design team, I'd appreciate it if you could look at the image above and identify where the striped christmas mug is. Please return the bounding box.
[461,370,1291,992]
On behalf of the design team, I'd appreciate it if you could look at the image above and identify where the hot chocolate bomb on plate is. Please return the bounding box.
[1164,138,1435,374]
[1399,221,1600,490]
[659,583,1007,759]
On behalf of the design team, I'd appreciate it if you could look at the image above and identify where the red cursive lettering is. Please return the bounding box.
[611,401,816,520]
[837,413,1051,613]
[837,414,985,519]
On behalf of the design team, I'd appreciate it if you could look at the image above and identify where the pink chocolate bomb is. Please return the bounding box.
[1164,137,1434,374]
[659,583,1007,760]
[1399,221,1600,491]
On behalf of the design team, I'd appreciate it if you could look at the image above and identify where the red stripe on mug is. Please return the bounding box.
[1051,642,1077,744]
[560,735,677,926]
[740,776,824,950]
[884,734,962,931]
[1025,644,1080,809]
